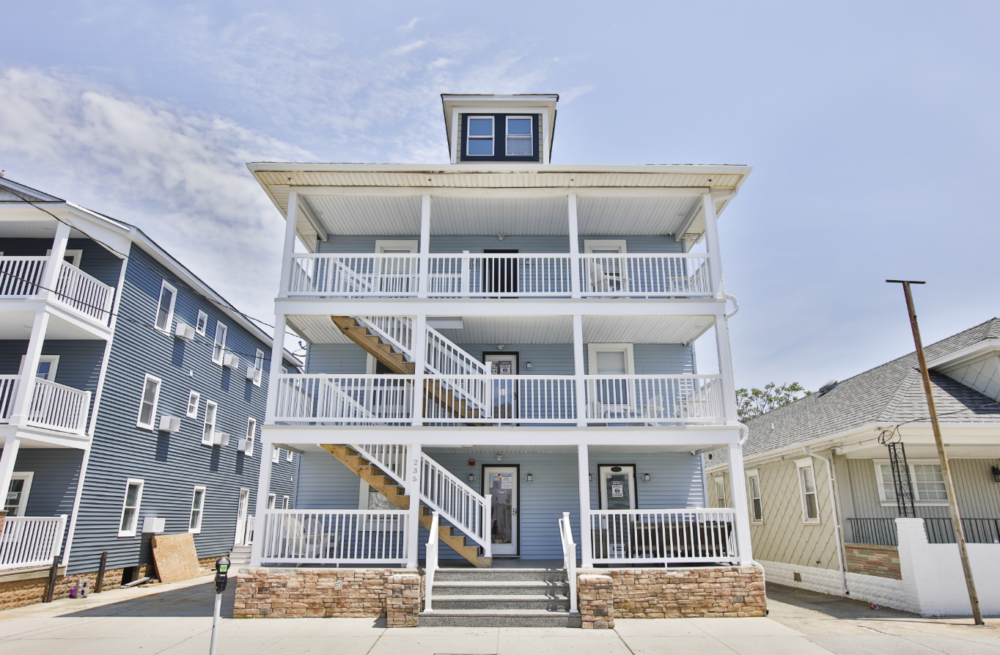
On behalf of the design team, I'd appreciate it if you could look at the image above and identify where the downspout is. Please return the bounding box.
[805,448,849,596]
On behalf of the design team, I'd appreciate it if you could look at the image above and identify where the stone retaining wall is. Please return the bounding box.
[578,574,614,629]
[234,567,420,626]
[845,543,901,580]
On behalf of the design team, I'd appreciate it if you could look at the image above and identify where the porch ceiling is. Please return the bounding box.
[286,443,717,455]
[287,315,715,346]
[0,308,106,340]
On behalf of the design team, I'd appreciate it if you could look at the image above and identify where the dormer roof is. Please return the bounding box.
[442,94,558,164]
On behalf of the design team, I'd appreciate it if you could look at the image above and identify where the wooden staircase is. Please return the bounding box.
[321,444,492,568]
[330,316,489,425]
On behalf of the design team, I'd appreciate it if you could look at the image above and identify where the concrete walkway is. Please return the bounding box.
[0,575,997,654]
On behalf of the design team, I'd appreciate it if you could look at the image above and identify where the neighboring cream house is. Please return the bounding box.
[707,319,1000,616]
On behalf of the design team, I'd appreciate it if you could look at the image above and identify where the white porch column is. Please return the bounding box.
[568,194,581,299]
[9,311,50,428]
[277,191,299,298]
[40,222,71,298]
[248,439,274,567]
[714,315,739,424]
[418,194,431,298]
[701,192,724,299]
[727,442,755,566]
[264,314,288,425]
[572,314,587,426]
[406,443,422,568]
[577,444,593,567]
[0,437,21,512]
[410,315,427,425]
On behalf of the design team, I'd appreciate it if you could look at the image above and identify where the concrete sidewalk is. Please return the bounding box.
[0,575,996,654]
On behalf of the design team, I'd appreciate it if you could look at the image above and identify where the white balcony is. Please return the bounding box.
[0,257,115,328]
[0,515,67,571]
[258,509,411,566]
[271,373,724,426]
[0,375,91,437]
[286,252,712,300]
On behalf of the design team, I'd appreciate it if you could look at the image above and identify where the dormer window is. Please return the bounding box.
[506,117,532,156]
[467,117,494,156]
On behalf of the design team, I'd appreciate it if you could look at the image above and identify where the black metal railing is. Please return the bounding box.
[847,517,1000,546]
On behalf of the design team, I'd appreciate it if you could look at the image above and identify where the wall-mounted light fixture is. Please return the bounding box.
[525,362,533,370]
[497,345,504,350]
[589,473,593,482]
[992,465,1000,483]
[642,473,651,482]
[468,473,476,483]
[526,473,533,482]
[495,454,503,461]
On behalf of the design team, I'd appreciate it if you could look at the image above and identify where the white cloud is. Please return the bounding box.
[0,68,313,327]
[390,40,427,56]
[561,84,594,104]
[397,17,420,32]
[428,58,457,70]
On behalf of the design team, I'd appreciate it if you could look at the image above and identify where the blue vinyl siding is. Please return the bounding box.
[67,244,294,575]
[0,340,106,421]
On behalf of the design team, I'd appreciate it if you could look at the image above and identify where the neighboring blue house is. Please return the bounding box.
[0,177,300,608]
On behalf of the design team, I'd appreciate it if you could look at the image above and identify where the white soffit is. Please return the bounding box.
[577,196,698,236]
[583,315,714,345]
[307,195,421,236]
[0,220,87,240]
[290,443,718,455]
[430,197,568,235]
[286,315,351,344]
[437,316,572,344]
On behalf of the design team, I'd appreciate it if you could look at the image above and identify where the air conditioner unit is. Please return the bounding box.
[213,432,230,447]
[245,365,261,382]
[238,438,250,452]
[223,353,240,369]
[174,322,196,341]
[158,415,181,433]
[142,517,165,534]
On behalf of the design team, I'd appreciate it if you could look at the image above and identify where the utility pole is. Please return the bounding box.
[886,280,983,625]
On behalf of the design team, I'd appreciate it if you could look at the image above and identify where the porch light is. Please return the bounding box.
[525,362,533,370]
[468,473,476,482]
[643,473,651,482]
[526,473,533,482]
[992,466,1000,483]
[589,473,593,482]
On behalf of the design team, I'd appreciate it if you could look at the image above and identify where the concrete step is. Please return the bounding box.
[431,594,570,611]
[432,581,569,596]
[434,568,567,583]
[419,609,582,628]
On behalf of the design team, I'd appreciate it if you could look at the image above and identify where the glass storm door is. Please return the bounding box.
[483,466,518,556]
[599,465,636,510]
[485,353,518,420]
[235,488,250,546]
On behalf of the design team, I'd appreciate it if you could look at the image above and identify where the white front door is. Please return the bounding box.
[235,488,250,546]
[599,465,637,510]
[484,353,517,420]
[483,466,518,557]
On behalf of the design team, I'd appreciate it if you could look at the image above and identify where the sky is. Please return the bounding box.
[1,1,998,391]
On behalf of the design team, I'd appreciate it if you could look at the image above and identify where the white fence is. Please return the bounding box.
[0,515,67,571]
[0,256,46,298]
[284,253,714,298]
[259,510,410,565]
[53,261,115,323]
[420,455,491,555]
[585,375,724,423]
[26,378,91,435]
[589,509,739,565]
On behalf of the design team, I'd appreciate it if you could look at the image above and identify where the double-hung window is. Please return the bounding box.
[286,448,293,463]
[875,461,948,504]
[506,116,532,156]
[252,349,265,386]
[155,281,177,333]
[212,322,228,365]
[747,469,763,523]
[137,374,162,430]
[202,401,218,445]
[196,310,208,336]
[118,479,144,537]
[272,446,280,464]
[186,390,200,418]
[189,486,206,533]
[244,417,256,458]
[796,459,820,523]
[267,493,276,509]
[467,117,494,156]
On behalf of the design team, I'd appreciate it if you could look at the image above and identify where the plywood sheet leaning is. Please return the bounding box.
[151,533,201,583]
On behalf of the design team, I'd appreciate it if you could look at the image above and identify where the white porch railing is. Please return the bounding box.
[558,512,579,614]
[283,253,715,298]
[0,375,19,423]
[259,510,409,565]
[585,375,724,423]
[0,515,67,571]
[424,511,440,613]
[53,261,115,323]
[589,509,739,565]
[422,375,577,424]
[0,256,47,297]
[273,374,414,425]
[27,378,92,435]
[353,444,409,486]
[420,455,491,556]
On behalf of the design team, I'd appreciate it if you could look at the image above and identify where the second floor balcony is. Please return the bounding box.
[0,256,115,329]
[0,374,92,437]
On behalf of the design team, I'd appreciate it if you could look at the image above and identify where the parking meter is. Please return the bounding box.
[214,557,231,593]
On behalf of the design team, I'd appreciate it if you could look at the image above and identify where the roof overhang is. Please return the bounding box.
[441,94,559,159]
[927,340,1000,371]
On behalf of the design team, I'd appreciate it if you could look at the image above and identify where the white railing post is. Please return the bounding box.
[418,194,431,299]
[424,511,439,612]
[701,192,724,299]
[265,314,288,425]
[40,222,71,300]
[460,250,470,299]
[0,437,21,516]
[278,191,299,298]
[560,512,578,613]
[410,315,427,426]
[248,438,274,568]
[568,194,581,299]
[727,443,755,566]
[405,443,422,568]
[483,494,492,559]
[578,444,593,567]
[52,515,67,557]
[9,311,49,429]
[573,315,587,426]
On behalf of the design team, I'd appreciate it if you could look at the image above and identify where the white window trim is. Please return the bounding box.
[212,322,228,365]
[374,240,418,253]
[746,469,763,524]
[202,400,218,446]
[466,116,495,157]
[586,343,635,375]
[19,355,60,381]
[118,478,144,538]
[272,446,280,464]
[286,448,294,463]
[189,486,206,534]
[795,458,821,524]
[505,115,533,156]
[282,495,290,509]
[584,239,628,254]
[154,280,178,334]
[136,374,163,430]
[245,417,256,458]
[873,459,949,506]
[714,477,726,508]
[267,493,276,510]
[6,472,34,517]
[47,248,82,267]
[186,390,200,419]
[252,349,265,386]
[196,310,208,336]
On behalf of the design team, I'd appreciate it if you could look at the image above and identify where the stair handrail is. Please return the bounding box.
[425,326,489,376]
[424,510,440,613]
[420,453,492,554]
[321,378,383,425]
[351,444,409,487]
[356,315,414,356]
[559,511,579,614]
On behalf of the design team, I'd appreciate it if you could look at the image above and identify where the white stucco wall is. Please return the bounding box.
[758,560,908,611]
